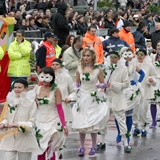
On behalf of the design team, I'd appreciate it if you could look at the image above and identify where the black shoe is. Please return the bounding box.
[100,143,106,150]
[59,153,63,159]
[124,146,132,153]
[96,142,106,150]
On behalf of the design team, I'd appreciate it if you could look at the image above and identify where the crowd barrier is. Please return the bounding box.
[12,26,155,43]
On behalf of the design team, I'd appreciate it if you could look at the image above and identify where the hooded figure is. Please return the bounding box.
[0,0,7,15]
[52,2,70,47]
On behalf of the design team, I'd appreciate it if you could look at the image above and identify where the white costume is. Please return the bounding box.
[104,60,129,136]
[55,68,77,122]
[0,90,39,160]
[150,53,160,103]
[72,66,109,133]
[133,57,156,128]
[122,59,144,115]
[34,86,66,159]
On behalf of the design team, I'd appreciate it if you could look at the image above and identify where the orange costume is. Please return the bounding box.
[119,28,136,54]
[83,31,104,64]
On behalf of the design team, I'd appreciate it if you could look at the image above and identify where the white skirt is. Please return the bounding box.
[35,117,66,159]
[72,90,109,133]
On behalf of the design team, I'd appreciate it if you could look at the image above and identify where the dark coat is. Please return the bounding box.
[133,29,146,50]
[145,30,160,49]
[0,0,7,15]
[103,36,129,56]
[52,2,70,47]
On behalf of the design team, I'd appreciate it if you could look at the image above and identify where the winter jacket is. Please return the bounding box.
[52,2,70,47]
[8,38,31,77]
[145,30,160,49]
[103,36,129,56]
[83,31,104,64]
[119,28,135,52]
[133,29,146,50]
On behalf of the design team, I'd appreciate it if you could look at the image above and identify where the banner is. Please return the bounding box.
[0,17,15,103]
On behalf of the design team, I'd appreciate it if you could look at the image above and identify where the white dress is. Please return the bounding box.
[34,86,66,159]
[150,53,160,103]
[55,68,77,122]
[72,66,109,133]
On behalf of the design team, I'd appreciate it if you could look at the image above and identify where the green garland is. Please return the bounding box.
[109,64,117,72]
[82,73,90,81]
[34,126,43,147]
[125,131,131,138]
[57,122,63,132]
[37,97,49,105]
[155,60,160,67]
[50,83,58,91]
[90,92,107,104]
[150,89,160,101]
[130,89,140,101]
[8,104,18,114]
[18,126,27,133]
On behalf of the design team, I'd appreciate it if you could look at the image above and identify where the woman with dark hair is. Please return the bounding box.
[52,58,77,125]
[77,15,88,36]
[68,13,78,31]
[59,45,69,59]
[0,78,39,160]
[34,67,68,160]
[65,34,75,46]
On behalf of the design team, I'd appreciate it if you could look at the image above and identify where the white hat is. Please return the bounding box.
[133,15,139,18]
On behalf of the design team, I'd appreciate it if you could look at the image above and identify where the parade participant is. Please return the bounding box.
[149,41,160,128]
[0,78,39,160]
[52,58,77,125]
[100,50,131,153]
[7,30,32,85]
[72,46,109,156]
[34,67,68,160]
[114,47,145,143]
[132,49,156,136]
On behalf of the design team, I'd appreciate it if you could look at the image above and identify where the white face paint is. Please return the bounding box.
[122,51,133,58]
[38,72,53,83]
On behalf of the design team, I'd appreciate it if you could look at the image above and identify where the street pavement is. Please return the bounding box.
[0,111,160,160]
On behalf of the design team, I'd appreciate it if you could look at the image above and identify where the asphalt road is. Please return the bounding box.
[0,112,160,160]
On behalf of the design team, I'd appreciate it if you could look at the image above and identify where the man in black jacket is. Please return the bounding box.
[52,2,70,47]
[145,22,160,50]
[133,21,147,50]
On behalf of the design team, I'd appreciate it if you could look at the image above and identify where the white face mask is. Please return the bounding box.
[122,51,133,58]
[38,72,53,83]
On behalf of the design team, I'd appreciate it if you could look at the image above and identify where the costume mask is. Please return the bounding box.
[122,51,133,58]
[38,72,53,82]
